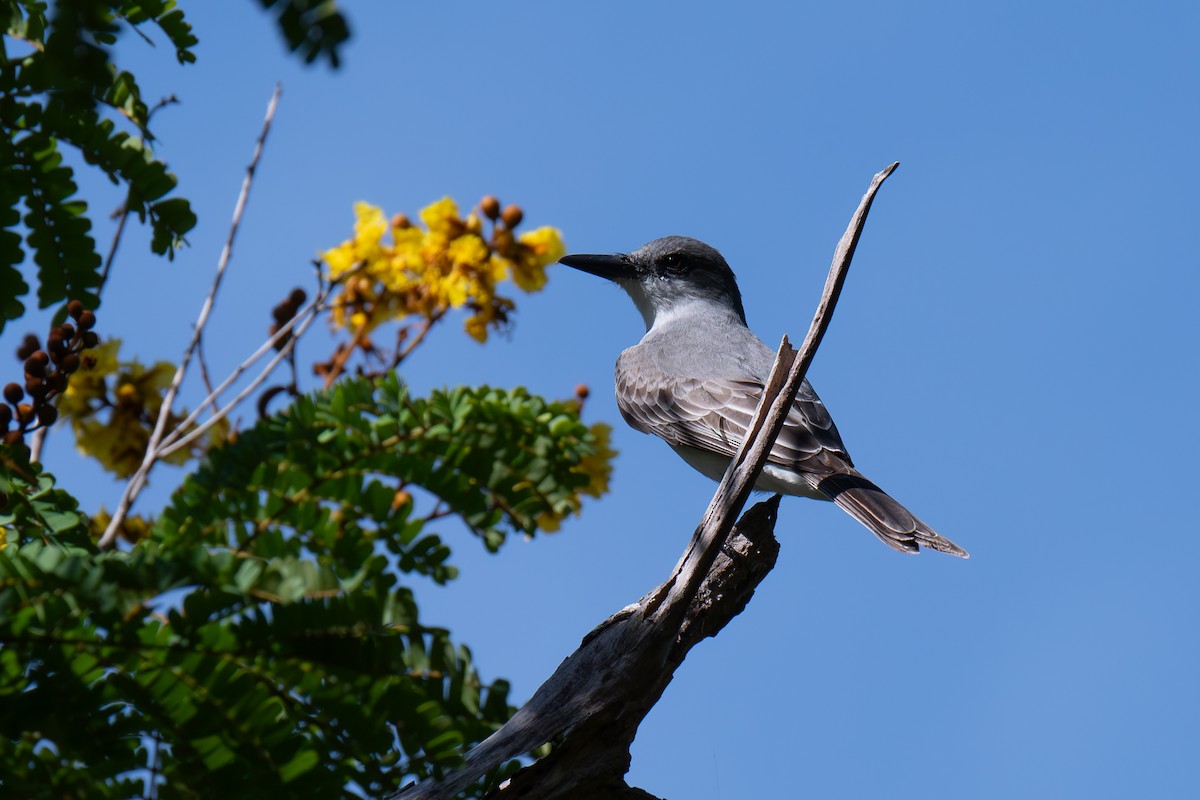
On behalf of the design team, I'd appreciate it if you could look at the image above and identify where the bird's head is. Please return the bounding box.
[559,236,746,331]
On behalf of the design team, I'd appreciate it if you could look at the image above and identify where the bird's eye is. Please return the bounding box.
[659,253,684,273]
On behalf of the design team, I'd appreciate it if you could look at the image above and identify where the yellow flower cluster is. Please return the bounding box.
[322,197,566,343]
[57,340,218,477]
[537,421,617,533]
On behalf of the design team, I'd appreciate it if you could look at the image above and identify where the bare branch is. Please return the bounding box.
[99,85,283,549]
[98,201,130,295]
[391,163,900,800]
[156,296,326,458]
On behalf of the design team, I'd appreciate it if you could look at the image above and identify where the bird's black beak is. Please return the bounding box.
[558,252,636,282]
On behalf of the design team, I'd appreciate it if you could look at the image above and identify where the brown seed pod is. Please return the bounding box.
[67,300,84,320]
[500,204,524,229]
[272,303,294,324]
[575,383,590,400]
[37,405,58,426]
[26,380,47,401]
[289,288,307,307]
[16,403,35,426]
[24,351,49,377]
[0,404,11,426]
[82,331,99,349]
[59,324,75,340]
[60,354,80,374]
[16,334,40,360]
[46,372,67,393]
[480,195,501,220]
[3,383,22,405]
[3,430,22,446]
[77,310,96,332]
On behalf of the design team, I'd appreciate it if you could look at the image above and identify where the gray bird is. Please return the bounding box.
[560,236,967,557]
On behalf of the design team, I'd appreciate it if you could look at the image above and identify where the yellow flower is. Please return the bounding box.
[509,226,564,292]
[510,253,548,292]
[321,242,357,277]
[519,226,566,266]
[353,202,388,256]
[57,339,204,477]
[419,197,461,236]
[447,234,489,270]
[464,313,490,343]
[577,422,616,498]
[321,198,568,356]
[58,339,121,420]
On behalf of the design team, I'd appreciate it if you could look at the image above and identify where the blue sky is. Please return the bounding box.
[10,2,1199,797]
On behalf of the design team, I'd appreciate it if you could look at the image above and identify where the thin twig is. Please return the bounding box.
[196,335,218,407]
[99,85,283,549]
[157,298,325,458]
[157,263,362,450]
[98,201,130,295]
[393,312,442,368]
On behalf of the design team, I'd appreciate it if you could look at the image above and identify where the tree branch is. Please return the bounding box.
[389,162,900,800]
[99,84,283,549]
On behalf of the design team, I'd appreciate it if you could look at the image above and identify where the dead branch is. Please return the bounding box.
[388,162,899,800]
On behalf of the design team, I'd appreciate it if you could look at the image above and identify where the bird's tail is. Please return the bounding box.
[816,471,969,558]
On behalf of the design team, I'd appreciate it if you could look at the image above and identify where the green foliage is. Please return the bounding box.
[0,377,608,797]
[0,0,350,334]
[259,0,350,67]
[161,374,602,564]
[0,445,90,548]
[0,0,198,333]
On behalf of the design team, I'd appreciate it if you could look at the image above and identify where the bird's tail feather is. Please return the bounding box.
[816,472,969,558]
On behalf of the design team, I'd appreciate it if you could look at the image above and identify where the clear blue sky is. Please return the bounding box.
[13,2,1199,797]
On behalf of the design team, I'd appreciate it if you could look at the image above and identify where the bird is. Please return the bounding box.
[559,235,967,557]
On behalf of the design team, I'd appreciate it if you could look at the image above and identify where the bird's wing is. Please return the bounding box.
[615,365,851,477]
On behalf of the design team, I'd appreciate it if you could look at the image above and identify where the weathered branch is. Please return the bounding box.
[390,163,899,800]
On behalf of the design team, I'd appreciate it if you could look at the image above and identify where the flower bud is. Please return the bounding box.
[391,213,412,229]
[480,195,501,220]
[501,204,524,229]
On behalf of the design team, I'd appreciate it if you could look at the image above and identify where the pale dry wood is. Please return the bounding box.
[389,163,900,800]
